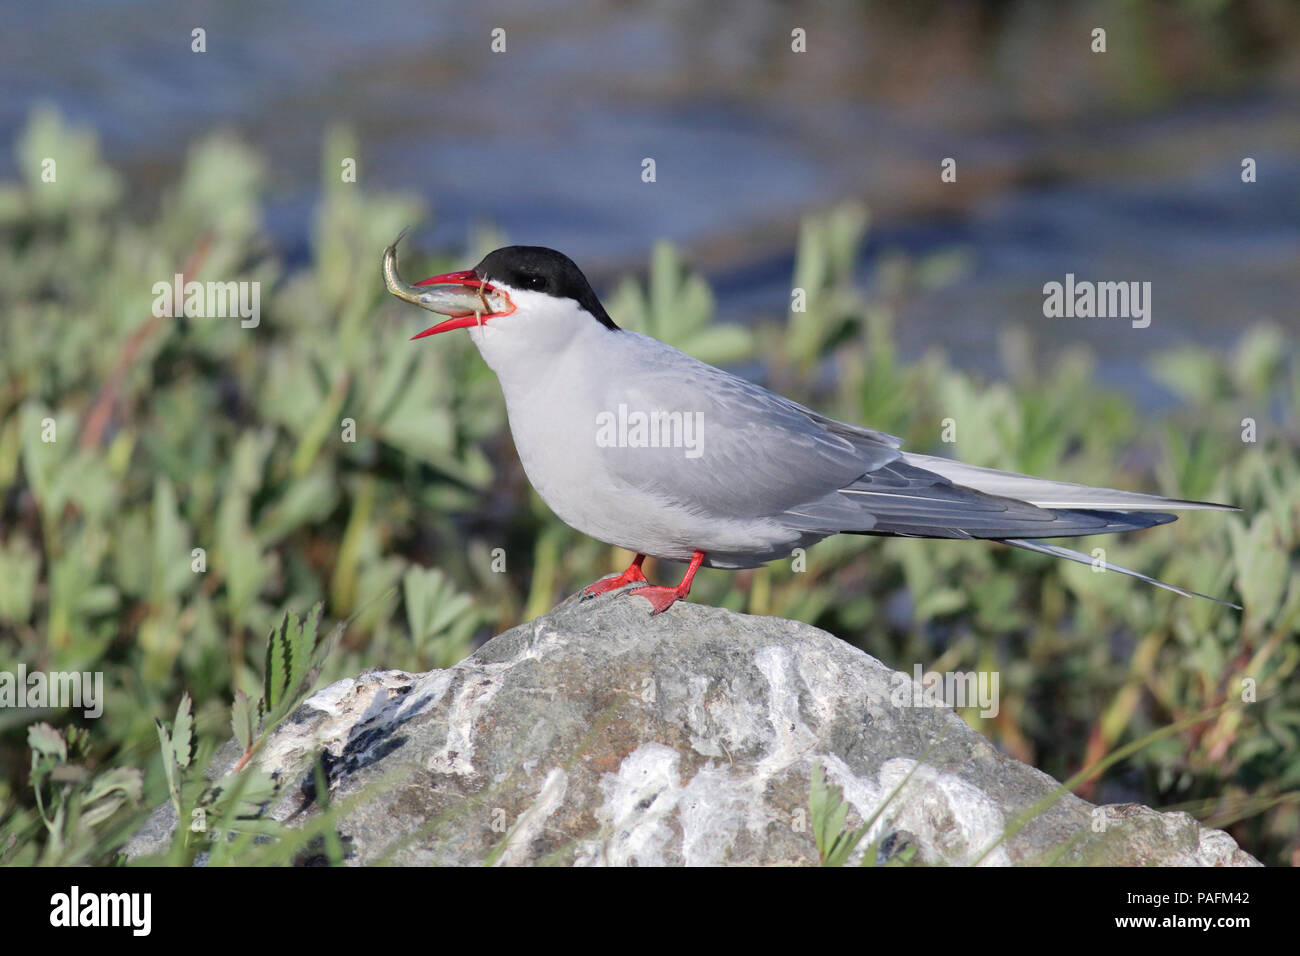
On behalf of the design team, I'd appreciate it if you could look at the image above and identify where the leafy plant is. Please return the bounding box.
[148,605,335,865]
[0,105,1295,866]
[606,241,754,363]
[809,761,869,865]
[12,722,142,865]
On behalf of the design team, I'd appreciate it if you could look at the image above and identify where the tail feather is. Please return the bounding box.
[999,537,1241,610]
[903,453,1238,512]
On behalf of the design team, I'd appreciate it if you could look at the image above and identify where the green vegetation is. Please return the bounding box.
[0,111,1295,865]
[810,758,922,866]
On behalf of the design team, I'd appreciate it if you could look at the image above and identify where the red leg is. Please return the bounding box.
[582,553,648,599]
[628,550,705,616]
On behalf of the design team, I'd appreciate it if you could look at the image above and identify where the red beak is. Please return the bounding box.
[409,270,515,339]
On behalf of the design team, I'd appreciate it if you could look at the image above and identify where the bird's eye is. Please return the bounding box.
[524,274,547,291]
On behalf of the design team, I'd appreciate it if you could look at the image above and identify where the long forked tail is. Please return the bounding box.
[999,537,1241,610]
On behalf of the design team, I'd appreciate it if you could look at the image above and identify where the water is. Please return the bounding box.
[5,0,1298,401]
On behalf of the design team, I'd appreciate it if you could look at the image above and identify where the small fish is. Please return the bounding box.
[382,229,511,318]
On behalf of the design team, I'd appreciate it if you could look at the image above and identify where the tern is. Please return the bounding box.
[384,239,1239,615]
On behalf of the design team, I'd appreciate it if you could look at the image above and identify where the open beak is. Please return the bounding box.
[408,271,501,339]
[381,231,515,339]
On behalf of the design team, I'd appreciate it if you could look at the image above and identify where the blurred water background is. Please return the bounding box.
[5,0,1298,406]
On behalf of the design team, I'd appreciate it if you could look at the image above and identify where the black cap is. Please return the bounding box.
[473,246,619,330]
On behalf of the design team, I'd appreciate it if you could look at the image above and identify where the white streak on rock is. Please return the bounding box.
[426,671,504,776]
[590,743,683,866]
[494,768,568,867]
[870,758,1010,866]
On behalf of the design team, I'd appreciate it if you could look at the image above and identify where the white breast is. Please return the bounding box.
[465,302,799,565]
[468,314,665,550]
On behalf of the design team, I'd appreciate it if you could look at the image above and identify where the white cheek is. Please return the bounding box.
[466,322,500,349]
[466,286,608,378]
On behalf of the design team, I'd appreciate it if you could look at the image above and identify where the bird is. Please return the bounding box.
[383,238,1240,615]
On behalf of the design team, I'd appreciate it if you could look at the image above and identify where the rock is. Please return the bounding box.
[124,591,1260,866]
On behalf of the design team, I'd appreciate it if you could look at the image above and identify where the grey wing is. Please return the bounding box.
[600,335,1202,540]
[596,344,901,525]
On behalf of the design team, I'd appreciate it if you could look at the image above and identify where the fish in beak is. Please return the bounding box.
[382,230,515,338]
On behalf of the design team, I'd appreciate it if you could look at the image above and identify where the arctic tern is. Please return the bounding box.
[384,238,1239,615]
